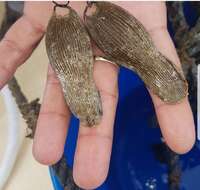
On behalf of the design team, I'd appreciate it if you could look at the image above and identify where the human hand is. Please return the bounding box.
[0,2,195,189]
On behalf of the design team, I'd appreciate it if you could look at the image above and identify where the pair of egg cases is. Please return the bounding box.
[45,2,188,127]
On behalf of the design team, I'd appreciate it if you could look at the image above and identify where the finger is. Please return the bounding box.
[115,2,195,154]
[149,26,195,154]
[0,14,45,89]
[33,66,70,165]
[73,61,119,189]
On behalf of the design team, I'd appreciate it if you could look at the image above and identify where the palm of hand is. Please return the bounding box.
[0,2,195,189]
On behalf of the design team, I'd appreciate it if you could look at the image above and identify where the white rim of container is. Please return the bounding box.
[0,85,23,189]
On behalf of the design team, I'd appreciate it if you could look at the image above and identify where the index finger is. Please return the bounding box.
[0,2,49,89]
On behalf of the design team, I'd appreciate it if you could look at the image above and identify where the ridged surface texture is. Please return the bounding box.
[84,2,188,104]
[45,7,102,126]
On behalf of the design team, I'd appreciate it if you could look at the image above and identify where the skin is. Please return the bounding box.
[0,2,195,189]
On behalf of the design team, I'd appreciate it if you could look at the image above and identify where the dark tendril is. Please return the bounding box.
[83,1,94,20]
[53,1,70,11]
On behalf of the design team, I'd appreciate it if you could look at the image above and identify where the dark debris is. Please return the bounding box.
[51,156,82,190]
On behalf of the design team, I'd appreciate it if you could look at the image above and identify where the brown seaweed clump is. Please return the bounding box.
[84,1,188,104]
[45,7,102,127]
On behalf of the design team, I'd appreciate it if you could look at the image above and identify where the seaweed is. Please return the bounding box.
[52,156,82,190]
